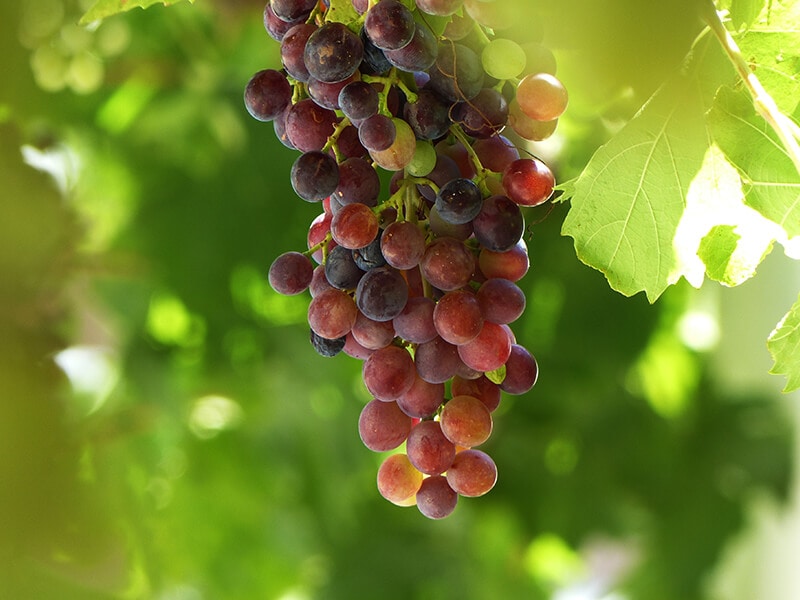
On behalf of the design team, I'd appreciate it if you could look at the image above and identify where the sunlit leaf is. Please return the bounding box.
[80,0,194,25]
[728,0,768,30]
[737,22,800,114]
[561,74,708,302]
[708,86,800,238]
[768,292,800,392]
[676,144,779,287]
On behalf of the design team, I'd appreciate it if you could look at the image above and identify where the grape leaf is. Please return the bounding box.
[698,225,740,281]
[80,0,194,25]
[676,143,780,287]
[485,365,506,385]
[728,0,769,30]
[561,74,708,302]
[768,292,800,392]
[328,0,359,27]
[737,30,800,115]
[708,86,800,238]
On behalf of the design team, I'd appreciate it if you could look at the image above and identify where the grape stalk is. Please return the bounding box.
[247,0,567,519]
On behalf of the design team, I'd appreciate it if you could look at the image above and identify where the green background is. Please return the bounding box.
[1,1,798,598]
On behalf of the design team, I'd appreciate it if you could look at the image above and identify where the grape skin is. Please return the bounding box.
[416,475,458,519]
[446,449,497,497]
[358,399,412,451]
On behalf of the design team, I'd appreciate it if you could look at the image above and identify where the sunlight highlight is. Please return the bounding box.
[188,395,243,439]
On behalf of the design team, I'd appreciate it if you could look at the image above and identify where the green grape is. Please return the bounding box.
[407,140,436,177]
[19,0,65,48]
[481,38,526,81]
[30,44,69,92]
[59,22,93,54]
[67,51,104,94]
[96,20,132,57]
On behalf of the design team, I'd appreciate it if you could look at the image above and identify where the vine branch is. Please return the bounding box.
[702,0,800,175]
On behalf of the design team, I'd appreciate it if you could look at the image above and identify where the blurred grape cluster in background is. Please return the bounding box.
[1,1,799,599]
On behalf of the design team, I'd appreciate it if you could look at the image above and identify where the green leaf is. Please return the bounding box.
[708,85,800,238]
[80,0,194,25]
[737,29,800,115]
[768,292,800,392]
[485,365,506,385]
[327,0,359,27]
[676,143,779,287]
[561,74,708,302]
[728,0,769,30]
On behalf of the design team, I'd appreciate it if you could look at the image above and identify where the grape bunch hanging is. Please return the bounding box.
[245,0,567,519]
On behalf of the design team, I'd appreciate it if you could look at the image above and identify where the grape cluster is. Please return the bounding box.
[247,0,566,519]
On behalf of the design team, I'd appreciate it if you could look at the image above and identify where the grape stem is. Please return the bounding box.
[305,232,333,262]
[322,117,352,163]
[702,0,800,176]
[449,123,493,195]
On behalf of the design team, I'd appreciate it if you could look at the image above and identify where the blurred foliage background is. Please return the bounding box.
[1,1,799,599]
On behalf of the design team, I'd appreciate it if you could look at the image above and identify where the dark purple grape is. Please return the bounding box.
[264,3,301,41]
[334,125,367,160]
[416,475,458,519]
[427,42,484,102]
[338,81,380,121]
[271,0,317,22]
[244,69,292,122]
[325,244,365,290]
[383,23,438,72]
[435,178,483,225]
[268,251,314,295]
[472,195,524,252]
[308,73,359,110]
[273,106,295,149]
[333,157,380,206]
[472,134,519,172]
[428,205,473,240]
[365,0,416,50]
[290,151,340,202]
[417,153,461,201]
[285,99,339,152]
[358,114,396,151]
[477,278,526,324]
[304,22,364,83]
[359,27,393,75]
[310,330,346,357]
[403,88,452,140]
[352,234,386,270]
[414,336,461,384]
[356,266,409,321]
[281,23,316,82]
[393,296,437,344]
[500,344,538,394]
[451,87,508,138]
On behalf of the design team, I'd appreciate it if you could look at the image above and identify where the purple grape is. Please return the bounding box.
[304,22,364,83]
[356,266,409,322]
[434,177,483,225]
[290,151,340,202]
[244,69,292,122]
[364,0,416,50]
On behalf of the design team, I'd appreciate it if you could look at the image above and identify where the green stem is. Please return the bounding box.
[703,0,800,175]
[322,117,352,163]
